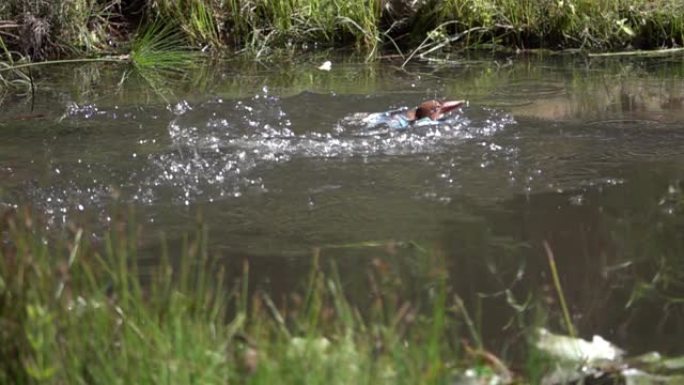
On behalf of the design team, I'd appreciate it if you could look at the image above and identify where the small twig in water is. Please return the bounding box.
[260,291,291,338]
[28,65,35,112]
[543,240,576,338]
[418,27,486,58]
[381,29,404,60]
[402,22,484,68]
[588,47,684,57]
[462,341,513,383]
[453,294,483,349]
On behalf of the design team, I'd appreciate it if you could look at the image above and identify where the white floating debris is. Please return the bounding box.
[535,328,624,364]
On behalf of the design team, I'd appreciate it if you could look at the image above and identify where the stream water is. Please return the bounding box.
[1,53,683,356]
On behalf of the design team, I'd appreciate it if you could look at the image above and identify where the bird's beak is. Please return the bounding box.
[438,100,466,115]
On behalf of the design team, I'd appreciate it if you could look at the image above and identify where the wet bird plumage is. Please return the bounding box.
[409,100,465,121]
[359,100,465,130]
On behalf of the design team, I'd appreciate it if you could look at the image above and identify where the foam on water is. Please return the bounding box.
[143,91,515,204]
[2,90,515,226]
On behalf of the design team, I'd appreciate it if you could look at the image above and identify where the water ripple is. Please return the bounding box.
[142,94,515,203]
[3,92,516,220]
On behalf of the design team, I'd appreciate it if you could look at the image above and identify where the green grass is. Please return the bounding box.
[0,36,32,98]
[127,20,199,101]
[151,0,222,49]
[432,0,684,51]
[129,21,194,72]
[1,208,522,385]
[0,19,196,98]
[149,0,684,55]
[220,0,383,57]
[1,0,681,62]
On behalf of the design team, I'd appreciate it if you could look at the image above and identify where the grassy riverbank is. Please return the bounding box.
[1,0,683,60]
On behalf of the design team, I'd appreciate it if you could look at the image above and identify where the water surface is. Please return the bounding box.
[1,53,683,356]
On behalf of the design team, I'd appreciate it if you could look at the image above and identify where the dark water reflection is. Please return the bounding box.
[1,54,684,356]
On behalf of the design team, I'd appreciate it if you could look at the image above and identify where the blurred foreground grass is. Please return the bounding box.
[0,207,520,385]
